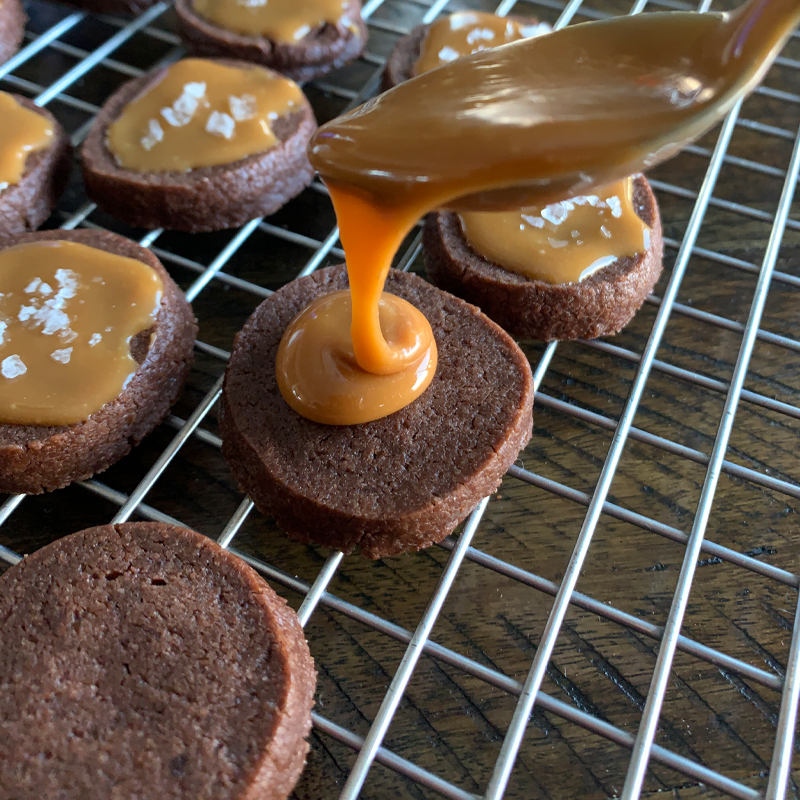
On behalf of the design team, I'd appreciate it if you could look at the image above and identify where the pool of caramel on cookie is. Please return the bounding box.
[0,241,163,426]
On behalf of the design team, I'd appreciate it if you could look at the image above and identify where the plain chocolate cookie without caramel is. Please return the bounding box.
[220,265,534,560]
[175,0,367,83]
[0,229,197,494]
[0,0,24,66]
[380,15,542,91]
[0,522,316,800]
[81,59,317,232]
[424,174,664,342]
[0,96,72,242]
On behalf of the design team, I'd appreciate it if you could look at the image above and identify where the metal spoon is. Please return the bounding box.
[310,0,800,212]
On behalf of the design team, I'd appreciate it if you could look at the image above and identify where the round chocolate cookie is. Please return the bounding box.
[0,0,24,66]
[220,265,534,560]
[0,522,316,800]
[0,229,197,494]
[424,174,664,342]
[380,15,541,91]
[0,96,72,242]
[175,0,367,83]
[81,60,317,233]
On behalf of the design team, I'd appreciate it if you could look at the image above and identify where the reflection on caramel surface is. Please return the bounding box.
[310,0,798,381]
[460,178,649,284]
[193,0,352,41]
[414,12,550,76]
[0,92,54,190]
[0,241,163,426]
[276,290,436,425]
[107,59,303,173]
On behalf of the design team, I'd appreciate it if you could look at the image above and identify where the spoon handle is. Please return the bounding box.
[727,0,800,66]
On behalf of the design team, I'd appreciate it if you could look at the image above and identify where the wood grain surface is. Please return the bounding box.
[1,0,799,797]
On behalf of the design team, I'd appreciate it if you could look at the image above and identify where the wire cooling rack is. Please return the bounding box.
[1,0,799,797]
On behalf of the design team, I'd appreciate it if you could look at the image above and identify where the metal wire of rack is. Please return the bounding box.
[0,0,799,797]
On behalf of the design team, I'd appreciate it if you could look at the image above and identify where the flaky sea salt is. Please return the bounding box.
[466,27,496,45]
[437,46,460,63]
[541,204,571,226]
[184,81,206,99]
[1,355,26,379]
[519,22,552,38]
[161,82,206,127]
[50,347,72,364]
[606,195,623,218]
[521,214,545,229]
[17,268,79,338]
[229,94,257,122]
[206,111,236,140]
[55,269,78,299]
[141,118,164,151]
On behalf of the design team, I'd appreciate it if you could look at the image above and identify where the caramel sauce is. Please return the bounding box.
[0,92,54,191]
[414,12,550,76]
[0,241,163,426]
[193,0,352,41]
[277,290,436,424]
[282,0,797,425]
[459,178,649,284]
[310,1,797,368]
[107,58,303,173]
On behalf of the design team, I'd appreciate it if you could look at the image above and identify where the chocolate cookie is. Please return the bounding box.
[0,229,196,494]
[81,60,317,232]
[424,175,664,342]
[0,522,316,800]
[220,265,533,559]
[175,0,367,83]
[381,15,541,91]
[0,0,24,65]
[0,96,72,242]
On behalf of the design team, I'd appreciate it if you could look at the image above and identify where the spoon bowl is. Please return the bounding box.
[310,0,800,212]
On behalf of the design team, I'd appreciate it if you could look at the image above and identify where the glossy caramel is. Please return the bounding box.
[0,92,54,191]
[193,0,352,41]
[460,178,649,284]
[107,59,304,173]
[277,290,436,425]
[414,12,550,76]
[0,241,163,426]
[311,0,799,380]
